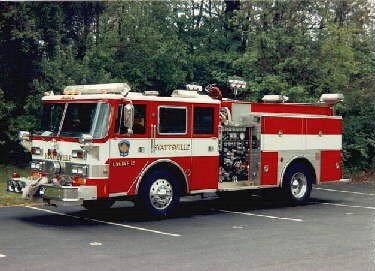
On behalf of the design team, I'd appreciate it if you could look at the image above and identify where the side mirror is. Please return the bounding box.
[19,131,30,141]
[19,131,31,152]
[79,134,93,144]
[123,103,134,135]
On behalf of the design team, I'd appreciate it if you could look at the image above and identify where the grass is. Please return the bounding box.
[0,164,31,206]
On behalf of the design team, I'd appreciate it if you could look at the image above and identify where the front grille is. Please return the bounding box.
[32,160,108,179]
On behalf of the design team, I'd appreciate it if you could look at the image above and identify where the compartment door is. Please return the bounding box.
[320,150,342,182]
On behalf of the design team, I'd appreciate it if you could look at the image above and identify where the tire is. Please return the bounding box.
[82,199,115,211]
[137,170,180,218]
[282,162,313,204]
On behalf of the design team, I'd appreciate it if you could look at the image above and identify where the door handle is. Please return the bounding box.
[151,124,156,153]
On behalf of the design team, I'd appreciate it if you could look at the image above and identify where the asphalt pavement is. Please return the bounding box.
[0,182,374,271]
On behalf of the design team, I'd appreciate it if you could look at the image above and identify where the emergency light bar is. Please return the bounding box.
[172,89,200,98]
[143,91,159,96]
[63,83,131,95]
[186,84,203,92]
[262,95,289,103]
[319,93,344,104]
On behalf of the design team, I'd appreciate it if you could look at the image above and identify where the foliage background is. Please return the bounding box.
[0,1,374,173]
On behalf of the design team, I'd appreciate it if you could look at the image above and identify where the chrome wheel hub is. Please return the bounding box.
[149,179,173,210]
[290,172,307,199]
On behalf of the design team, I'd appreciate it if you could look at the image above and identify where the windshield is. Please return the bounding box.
[35,102,111,139]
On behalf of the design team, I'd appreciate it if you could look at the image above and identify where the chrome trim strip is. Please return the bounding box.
[279,154,317,187]
[109,192,128,197]
[189,189,217,194]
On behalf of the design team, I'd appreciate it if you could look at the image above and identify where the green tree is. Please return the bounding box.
[0,1,373,172]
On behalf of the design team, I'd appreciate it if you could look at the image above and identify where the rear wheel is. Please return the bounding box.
[137,170,180,218]
[282,162,313,204]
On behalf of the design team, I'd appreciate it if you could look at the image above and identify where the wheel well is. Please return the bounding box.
[283,158,317,185]
[140,161,188,196]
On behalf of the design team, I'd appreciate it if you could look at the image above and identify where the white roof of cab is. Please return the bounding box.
[42,82,219,103]
[42,91,220,104]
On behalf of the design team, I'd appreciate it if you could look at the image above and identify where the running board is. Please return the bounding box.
[218,181,273,191]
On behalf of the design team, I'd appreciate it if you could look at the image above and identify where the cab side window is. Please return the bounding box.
[194,107,214,135]
[158,106,187,134]
[116,104,146,135]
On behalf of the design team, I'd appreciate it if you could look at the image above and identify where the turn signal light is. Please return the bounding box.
[31,171,47,177]
[72,176,86,186]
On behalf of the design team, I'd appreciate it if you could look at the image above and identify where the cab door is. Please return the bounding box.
[151,103,192,183]
[108,102,151,196]
[190,104,219,191]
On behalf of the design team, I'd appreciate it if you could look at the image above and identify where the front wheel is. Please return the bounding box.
[282,162,313,204]
[137,170,180,218]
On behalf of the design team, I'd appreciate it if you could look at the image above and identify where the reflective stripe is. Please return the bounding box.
[261,134,341,151]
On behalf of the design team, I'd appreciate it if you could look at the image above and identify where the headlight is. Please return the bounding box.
[71,165,88,176]
[45,161,61,175]
[31,161,45,171]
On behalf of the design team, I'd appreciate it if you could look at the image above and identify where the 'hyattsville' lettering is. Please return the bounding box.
[154,144,191,151]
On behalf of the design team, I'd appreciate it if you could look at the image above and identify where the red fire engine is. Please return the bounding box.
[8,82,345,217]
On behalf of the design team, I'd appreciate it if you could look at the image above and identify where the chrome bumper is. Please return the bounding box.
[43,185,97,206]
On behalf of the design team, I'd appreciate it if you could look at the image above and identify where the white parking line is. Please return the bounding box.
[89,242,102,246]
[219,210,303,222]
[321,202,375,210]
[314,187,375,196]
[25,206,181,237]
[0,254,6,258]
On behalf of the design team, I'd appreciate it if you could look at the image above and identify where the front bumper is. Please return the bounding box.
[42,184,97,206]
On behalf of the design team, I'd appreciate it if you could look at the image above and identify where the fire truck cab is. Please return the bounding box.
[9,83,345,217]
